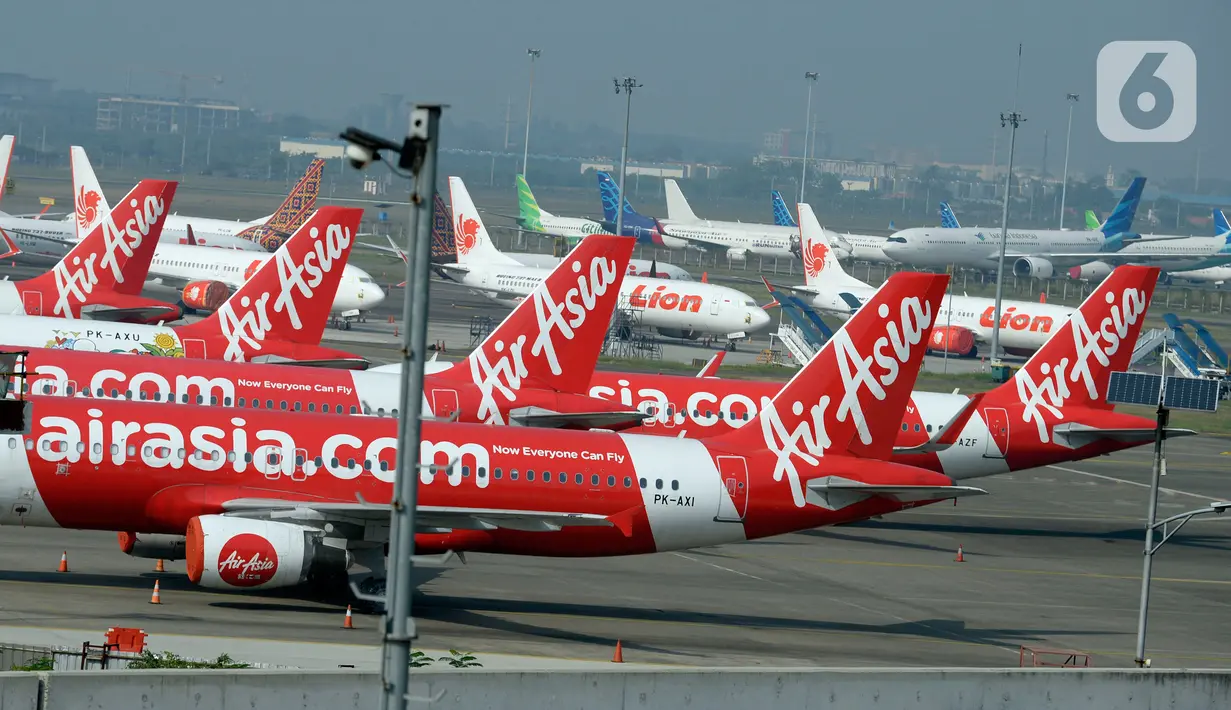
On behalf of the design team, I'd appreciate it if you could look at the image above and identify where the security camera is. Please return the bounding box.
[338,127,404,172]
[1213,502,1230,514]
[344,143,375,170]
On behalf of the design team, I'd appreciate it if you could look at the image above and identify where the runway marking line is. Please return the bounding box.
[1046,464,1221,501]
[798,556,1231,586]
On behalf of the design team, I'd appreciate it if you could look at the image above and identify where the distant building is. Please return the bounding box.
[0,73,53,101]
[96,96,243,133]
[578,161,726,180]
[280,137,346,160]
[762,129,792,157]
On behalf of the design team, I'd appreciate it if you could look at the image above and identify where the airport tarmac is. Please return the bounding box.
[1,438,1228,670]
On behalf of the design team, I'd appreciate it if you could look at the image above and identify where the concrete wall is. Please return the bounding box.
[16,667,1231,709]
[0,673,39,710]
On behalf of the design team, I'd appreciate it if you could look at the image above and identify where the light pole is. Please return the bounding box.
[988,109,1024,372]
[340,105,443,710]
[522,49,541,177]
[800,72,818,204]
[614,77,642,238]
[1058,93,1079,229]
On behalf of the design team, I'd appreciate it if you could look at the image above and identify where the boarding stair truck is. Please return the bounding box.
[768,288,832,365]
[1182,318,1229,371]
[1162,314,1222,379]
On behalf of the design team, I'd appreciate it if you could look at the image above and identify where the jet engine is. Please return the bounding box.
[185,516,352,590]
[118,532,187,560]
[726,248,749,263]
[1068,262,1112,281]
[1012,257,1055,279]
[926,326,977,358]
[182,281,230,311]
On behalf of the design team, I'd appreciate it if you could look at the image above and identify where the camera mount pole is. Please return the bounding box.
[381,105,441,710]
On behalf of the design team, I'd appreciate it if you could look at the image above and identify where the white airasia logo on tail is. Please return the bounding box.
[759,297,933,507]
[52,195,166,317]
[217,223,351,361]
[1015,288,1149,443]
[469,255,620,424]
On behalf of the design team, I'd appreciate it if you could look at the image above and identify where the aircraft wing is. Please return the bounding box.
[805,477,987,511]
[356,241,405,256]
[477,209,524,222]
[892,393,985,455]
[1050,423,1198,448]
[221,498,631,535]
[1050,253,1212,265]
[80,306,182,324]
[245,355,371,370]
[508,407,648,431]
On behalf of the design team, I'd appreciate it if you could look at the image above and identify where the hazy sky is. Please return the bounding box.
[5,1,1227,180]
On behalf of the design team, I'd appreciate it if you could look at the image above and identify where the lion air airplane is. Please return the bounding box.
[66,148,384,319]
[442,177,770,346]
[0,180,183,324]
[794,204,1077,357]
[0,271,987,595]
[0,206,368,368]
[10,234,654,431]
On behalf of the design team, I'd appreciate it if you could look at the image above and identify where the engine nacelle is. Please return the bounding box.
[182,281,230,311]
[927,326,977,358]
[118,532,187,560]
[1068,262,1113,281]
[726,247,749,263]
[1012,257,1054,279]
[185,516,352,590]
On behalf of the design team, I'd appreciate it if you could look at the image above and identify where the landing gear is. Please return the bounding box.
[724,340,737,352]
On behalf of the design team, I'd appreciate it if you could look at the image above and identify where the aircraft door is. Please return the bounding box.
[983,407,1009,458]
[22,291,41,316]
[714,455,749,522]
[710,296,720,316]
[431,389,460,421]
[181,338,206,359]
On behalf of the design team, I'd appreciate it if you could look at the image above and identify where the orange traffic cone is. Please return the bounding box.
[343,605,354,629]
[955,545,965,563]
[149,580,162,605]
[57,552,69,573]
[612,640,624,663]
[155,559,165,573]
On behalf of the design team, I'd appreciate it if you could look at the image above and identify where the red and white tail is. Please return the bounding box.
[178,206,363,359]
[986,265,1160,411]
[718,272,948,466]
[26,180,176,316]
[0,135,13,203]
[441,234,634,398]
[70,146,111,240]
[448,176,521,267]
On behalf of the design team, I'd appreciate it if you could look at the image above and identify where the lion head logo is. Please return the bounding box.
[75,188,102,230]
[803,242,828,279]
[455,215,480,256]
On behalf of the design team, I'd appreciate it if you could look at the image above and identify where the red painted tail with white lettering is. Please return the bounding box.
[716,272,948,459]
[178,206,363,358]
[441,233,635,394]
[23,180,176,312]
[985,265,1160,411]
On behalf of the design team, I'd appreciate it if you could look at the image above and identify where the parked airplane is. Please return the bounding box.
[0,206,368,367]
[67,150,383,321]
[770,189,889,263]
[794,204,1076,357]
[0,180,182,324]
[443,177,770,346]
[9,233,648,432]
[595,171,685,248]
[659,179,798,261]
[1070,209,1231,284]
[0,271,984,595]
[883,177,1148,276]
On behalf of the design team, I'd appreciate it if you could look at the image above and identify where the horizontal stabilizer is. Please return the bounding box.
[1050,423,1198,448]
[223,498,615,533]
[508,406,648,431]
[79,306,180,324]
[805,476,986,511]
[246,356,371,370]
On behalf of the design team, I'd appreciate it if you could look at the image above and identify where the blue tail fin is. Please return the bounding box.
[1100,177,1147,240]
[1215,209,1230,239]
[596,170,657,231]
[771,190,797,227]
[939,201,961,229]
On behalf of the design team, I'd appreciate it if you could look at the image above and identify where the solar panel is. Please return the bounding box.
[1107,371,1162,407]
[1162,376,1220,412]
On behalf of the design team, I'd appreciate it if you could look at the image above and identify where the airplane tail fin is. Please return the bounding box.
[797,204,870,290]
[1215,209,1230,238]
[772,190,797,227]
[0,135,13,203]
[179,206,363,355]
[236,159,324,251]
[713,272,947,473]
[983,265,1159,413]
[1100,177,1146,240]
[441,234,635,404]
[664,180,700,223]
[939,202,961,229]
[1086,210,1103,231]
[516,174,551,230]
[430,193,457,262]
[29,180,176,311]
[70,146,112,240]
[449,177,522,267]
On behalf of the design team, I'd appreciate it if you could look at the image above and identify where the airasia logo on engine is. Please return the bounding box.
[217,533,279,587]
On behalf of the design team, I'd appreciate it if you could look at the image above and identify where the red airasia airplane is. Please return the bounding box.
[0,205,368,368]
[10,234,646,428]
[0,180,182,324]
[0,272,987,594]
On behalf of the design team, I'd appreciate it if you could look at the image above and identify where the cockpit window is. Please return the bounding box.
[359,277,375,283]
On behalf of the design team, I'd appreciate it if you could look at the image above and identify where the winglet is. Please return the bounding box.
[696,351,726,378]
